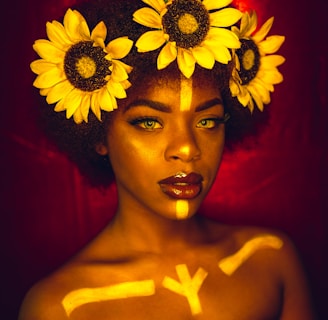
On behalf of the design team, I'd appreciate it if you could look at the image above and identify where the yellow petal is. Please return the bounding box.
[207,28,240,49]
[142,0,167,13]
[46,80,74,104]
[46,21,71,48]
[249,80,271,104]
[257,68,284,85]
[204,42,231,64]
[99,87,114,112]
[133,7,162,28]
[240,11,257,37]
[33,67,66,88]
[157,42,177,69]
[192,46,215,69]
[253,17,274,43]
[30,59,56,75]
[248,85,264,111]
[65,90,83,118]
[91,93,102,121]
[73,108,84,124]
[80,94,91,122]
[106,37,133,59]
[210,8,242,27]
[33,40,65,63]
[78,20,91,40]
[111,60,129,82]
[91,21,107,44]
[64,9,86,42]
[107,80,127,99]
[258,35,285,54]
[202,0,232,11]
[177,49,196,79]
[136,30,166,52]
[54,97,66,112]
[261,55,285,68]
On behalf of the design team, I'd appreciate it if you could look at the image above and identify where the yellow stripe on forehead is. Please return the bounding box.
[180,77,193,112]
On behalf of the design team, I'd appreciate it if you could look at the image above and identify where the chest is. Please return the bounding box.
[67,258,282,320]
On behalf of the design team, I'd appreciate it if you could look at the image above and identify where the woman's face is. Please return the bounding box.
[100,74,225,220]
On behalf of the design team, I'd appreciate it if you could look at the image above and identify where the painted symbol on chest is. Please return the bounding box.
[61,234,283,317]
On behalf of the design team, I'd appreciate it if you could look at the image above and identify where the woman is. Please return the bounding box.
[19,0,315,318]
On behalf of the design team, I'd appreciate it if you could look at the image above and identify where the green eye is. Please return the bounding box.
[130,117,162,130]
[141,120,161,129]
[196,114,230,129]
[196,119,218,129]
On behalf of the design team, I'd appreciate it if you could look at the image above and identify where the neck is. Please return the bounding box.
[107,201,209,254]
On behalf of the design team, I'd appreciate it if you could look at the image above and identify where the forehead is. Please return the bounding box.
[122,69,222,109]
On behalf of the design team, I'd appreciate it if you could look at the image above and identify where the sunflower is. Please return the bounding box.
[30,9,133,124]
[133,0,242,78]
[230,11,285,112]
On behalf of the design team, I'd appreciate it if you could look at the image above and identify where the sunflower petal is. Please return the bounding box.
[142,0,167,13]
[261,54,285,68]
[46,21,71,48]
[91,93,102,121]
[258,35,285,54]
[207,28,240,49]
[252,17,274,43]
[177,49,196,78]
[157,42,177,69]
[248,85,264,111]
[99,87,114,112]
[65,90,83,118]
[73,108,84,124]
[33,67,66,88]
[63,9,85,42]
[210,8,242,27]
[30,59,56,74]
[106,37,133,59]
[80,94,91,122]
[257,68,284,85]
[90,21,107,44]
[33,40,65,63]
[135,30,166,52]
[202,0,233,11]
[192,47,215,69]
[107,80,127,99]
[133,7,162,28]
[46,80,74,104]
[111,60,129,82]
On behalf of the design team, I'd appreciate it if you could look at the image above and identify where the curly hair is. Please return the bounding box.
[36,0,270,188]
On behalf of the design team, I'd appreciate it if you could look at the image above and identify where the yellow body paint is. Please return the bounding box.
[162,264,208,315]
[218,234,283,276]
[176,200,189,219]
[62,280,155,317]
[179,77,193,112]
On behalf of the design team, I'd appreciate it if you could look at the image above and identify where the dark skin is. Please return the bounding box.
[19,75,315,320]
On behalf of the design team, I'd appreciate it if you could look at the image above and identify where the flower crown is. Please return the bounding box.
[31,0,285,124]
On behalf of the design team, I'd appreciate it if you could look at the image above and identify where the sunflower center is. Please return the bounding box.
[162,0,210,49]
[75,56,97,79]
[64,41,111,92]
[242,49,255,70]
[236,39,260,85]
[178,13,198,34]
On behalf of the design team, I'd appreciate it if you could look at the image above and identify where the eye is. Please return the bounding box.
[130,117,163,130]
[196,114,230,129]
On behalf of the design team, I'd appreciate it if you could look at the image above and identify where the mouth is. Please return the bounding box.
[158,172,203,200]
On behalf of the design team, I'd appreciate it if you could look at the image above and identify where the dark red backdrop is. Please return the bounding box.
[1,0,327,319]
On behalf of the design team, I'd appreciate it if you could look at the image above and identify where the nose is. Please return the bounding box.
[164,126,201,162]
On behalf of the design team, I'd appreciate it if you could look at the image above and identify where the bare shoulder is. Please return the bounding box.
[18,260,92,320]
[222,223,317,319]
[18,272,70,320]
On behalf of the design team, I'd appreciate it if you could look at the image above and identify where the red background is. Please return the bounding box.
[1,0,327,319]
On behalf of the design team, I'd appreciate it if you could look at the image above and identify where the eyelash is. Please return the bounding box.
[129,117,163,130]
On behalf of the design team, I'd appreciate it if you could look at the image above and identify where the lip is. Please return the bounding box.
[158,172,203,200]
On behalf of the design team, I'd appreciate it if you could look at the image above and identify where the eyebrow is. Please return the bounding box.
[124,97,223,113]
